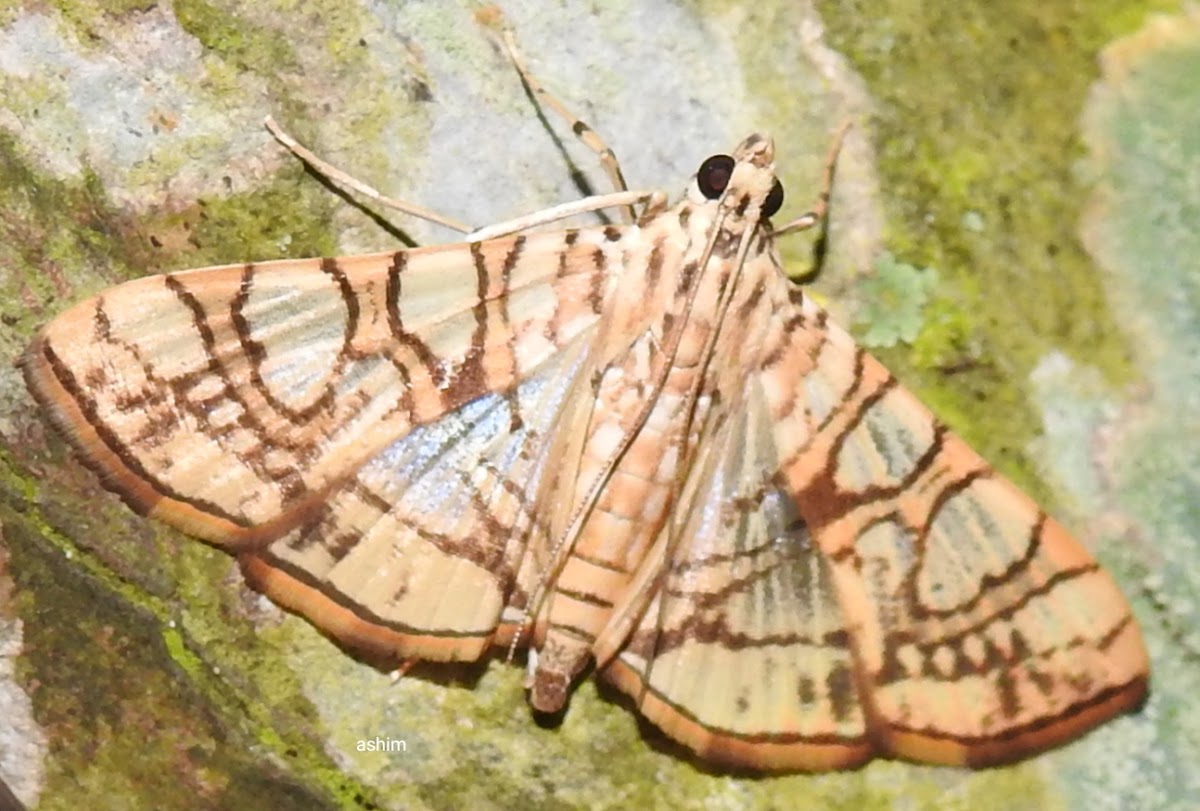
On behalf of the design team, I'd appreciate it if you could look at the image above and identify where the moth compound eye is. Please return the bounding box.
[762,178,784,219]
[697,154,735,200]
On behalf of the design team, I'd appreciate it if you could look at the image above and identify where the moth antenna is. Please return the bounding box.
[263,115,474,234]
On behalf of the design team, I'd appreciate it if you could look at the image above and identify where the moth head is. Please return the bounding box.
[689,133,784,222]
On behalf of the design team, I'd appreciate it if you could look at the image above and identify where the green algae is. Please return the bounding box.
[854,252,939,347]
[813,0,1179,499]
[0,497,350,810]
[175,0,300,76]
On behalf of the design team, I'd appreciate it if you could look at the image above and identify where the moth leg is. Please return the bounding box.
[263,116,473,234]
[498,31,637,223]
[775,119,853,236]
[387,659,419,683]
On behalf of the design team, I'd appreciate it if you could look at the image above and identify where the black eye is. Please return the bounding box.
[697,154,734,199]
[762,178,784,219]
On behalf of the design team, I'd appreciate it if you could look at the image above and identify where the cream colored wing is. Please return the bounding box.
[761,289,1149,767]
[22,229,614,661]
[605,281,1148,771]
[23,230,609,544]
[603,369,873,770]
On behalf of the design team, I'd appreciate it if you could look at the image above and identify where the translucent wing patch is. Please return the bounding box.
[241,331,598,662]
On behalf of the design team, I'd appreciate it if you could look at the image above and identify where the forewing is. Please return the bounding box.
[760,288,1149,767]
[23,231,610,545]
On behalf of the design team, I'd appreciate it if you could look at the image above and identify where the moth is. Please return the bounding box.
[21,39,1149,773]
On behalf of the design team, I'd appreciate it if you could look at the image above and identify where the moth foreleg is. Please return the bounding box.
[493,28,635,223]
[775,119,853,237]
